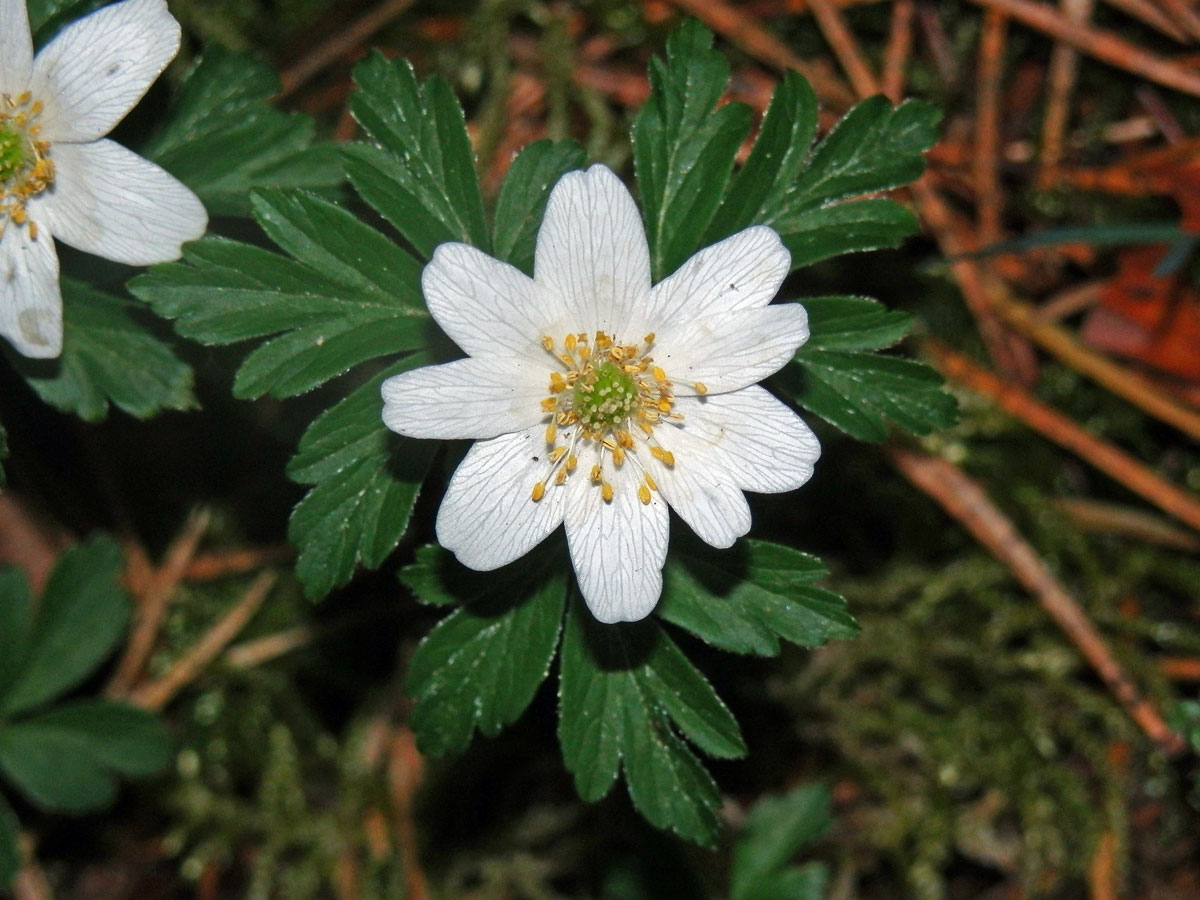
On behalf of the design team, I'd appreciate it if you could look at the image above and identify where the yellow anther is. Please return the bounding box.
[556,410,577,425]
[644,473,658,492]
[565,333,577,352]
[578,345,591,360]
[559,353,573,367]
[694,382,708,395]
[638,420,654,436]
[566,454,578,472]
[555,468,568,485]
[602,482,614,503]
[550,446,568,463]
[590,465,603,484]
[28,221,36,240]
[651,446,675,466]
[545,424,557,444]
[657,398,672,413]
[644,332,656,344]
[595,332,613,348]
[549,371,566,392]
[541,335,554,351]
[638,484,652,505]
[531,482,546,502]
[616,429,634,448]
[611,446,625,467]
[651,366,667,382]
[541,397,558,412]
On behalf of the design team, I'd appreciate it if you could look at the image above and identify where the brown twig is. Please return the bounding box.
[388,727,430,900]
[1053,497,1200,551]
[807,0,881,97]
[1088,831,1119,900]
[882,0,916,101]
[927,340,1200,534]
[966,0,1200,97]
[1038,0,1096,186]
[916,0,960,86]
[129,572,276,711]
[107,510,211,698]
[660,0,858,108]
[988,290,1200,444]
[1101,0,1188,42]
[975,9,1008,245]
[1157,0,1200,43]
[912,179,1038,382]
[224,607,393,669]
[1161,658,1200,680]
[888,445,1186,757]
[183,544,294,582]
[278,0,419,98]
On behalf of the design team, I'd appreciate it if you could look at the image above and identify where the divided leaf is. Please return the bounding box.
[558,603,746,846]
[779,296,957,442]
[129,192,429,400]
[659,539,858,656]
[145,47,342,216]
[784,349,959,442]
[346,52,489,257]
[287,360,435,599]
[0,700,171,813]
[0,536,129,718]
[402,546,566,755]
[700,69,938,269]
[492,139,588,274]
[0,795,15,888]
[15,279,195,422]
[731,785,833,900]
[633,18,751,280]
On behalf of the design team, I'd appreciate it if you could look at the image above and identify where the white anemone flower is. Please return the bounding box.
[0,0,207,358]
[382,164,820,623]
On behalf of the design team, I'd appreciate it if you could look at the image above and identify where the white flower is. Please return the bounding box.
[0,0,206,358]
[382,164,820,623]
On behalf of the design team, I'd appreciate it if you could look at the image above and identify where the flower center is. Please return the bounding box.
[532,331,690,505]
[0,91,55,241]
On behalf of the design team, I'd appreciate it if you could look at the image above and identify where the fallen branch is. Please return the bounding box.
[888,445,1186,757]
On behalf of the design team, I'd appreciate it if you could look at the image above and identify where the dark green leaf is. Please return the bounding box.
[0,536,129,717]
[287,359,435,599]
[492,139,588,274]
[130,197,428,400]
[803,295,912,351]
[731,785,833,900]
[783,349,959,441]
[633,20,751,279]
[659,539,857,656]
[0,700,171,813]
[0,794,16,889]
[558,603,745,845]
[705,71,818,243]
[403,546,566,755]
[0,570,33,701]
[28,0,104,38]
[15,279,195,421]
[780,200,919,269]
[145,47,342,216]
[347,52,488,256]
[771,96,940,219]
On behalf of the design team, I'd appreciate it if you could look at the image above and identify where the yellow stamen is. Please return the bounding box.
[652,366,667,382]
[651,446,675,466]
[541,335,554,351]
[549,446,568,463]
[643,332,655,344]
[643,473,658,492]
[638,484,652,505]
[555,468,568,485]
[602,482,614,503]
[590,465,603,484]
[531,482,546,502]
[611,446,625,467]
[694,382,708,395]
[566,454,578,472]
[545,424,557,444]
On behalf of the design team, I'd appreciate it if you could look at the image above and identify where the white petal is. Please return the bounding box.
[31,139,206,265]
[0,227,62,358]
[534,164,651,339]
[381,356,548,440]
[564,455,669,623]
[436,426,568,570]
[648,226,790,329]
[656,303,809,395]
[0,0,33,93]
[30,0,180,143]
[670,386,821,493]
[642,444,751,549]
[422,242,566,364]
